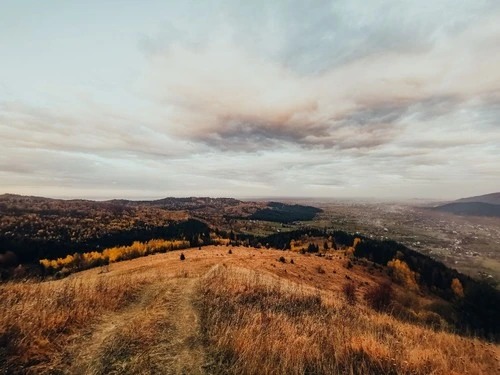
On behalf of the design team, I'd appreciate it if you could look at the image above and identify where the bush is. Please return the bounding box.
[279,256,286,263]
[342,282,357,305]
[228,249,233,254]
[180,253,185,261]
[364,282,393,311]
[418,311,446,329]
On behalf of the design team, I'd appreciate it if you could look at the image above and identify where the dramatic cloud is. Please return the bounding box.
[145,15,500,150]
[1,0,499,199]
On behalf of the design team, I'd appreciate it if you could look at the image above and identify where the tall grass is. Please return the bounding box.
[0,273,151,374]
[198,265,499,375]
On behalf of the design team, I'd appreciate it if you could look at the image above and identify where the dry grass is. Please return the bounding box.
[0,247,219,374]
[73,276,205,375]
[0,271,152,374]
[1,246,499,375]
[198,265,500,375]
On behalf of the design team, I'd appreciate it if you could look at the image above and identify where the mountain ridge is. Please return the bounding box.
[431,192,500,218]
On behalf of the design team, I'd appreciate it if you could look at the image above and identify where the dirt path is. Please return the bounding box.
[68,276,207,375]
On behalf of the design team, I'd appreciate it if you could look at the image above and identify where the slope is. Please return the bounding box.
[455,192,500,205]
[431,201,500,217]
[1,246,499,374]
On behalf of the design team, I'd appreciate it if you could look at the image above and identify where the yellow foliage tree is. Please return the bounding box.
[346,237,361,257]
[387,258,419,290]
[353,238,362,249]
[451,278,464,298]
[40,238,190,274]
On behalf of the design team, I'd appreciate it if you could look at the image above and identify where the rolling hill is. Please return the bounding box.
[0,194,322,271]
[1,246,499,374]
[431,192,500,218]
[432,201,500,217]
[455,192,500,205]
[2,194,499,374]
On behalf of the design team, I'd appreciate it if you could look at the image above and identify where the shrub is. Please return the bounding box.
[364,282,393,311]
[290,259,294,264]
[342,282,357,305]
[228,249,233,254]
[180,253,185,261]
[279,256,286,263]
[418,311,446,329]
[316,265,325,274]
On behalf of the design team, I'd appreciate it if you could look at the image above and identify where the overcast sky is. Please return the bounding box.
[1,0,499,200]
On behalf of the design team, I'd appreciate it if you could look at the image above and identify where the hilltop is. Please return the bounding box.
[1,246,498,374]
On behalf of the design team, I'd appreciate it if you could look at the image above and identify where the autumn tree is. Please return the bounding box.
[451,278,464,298]
[387,258,419,290]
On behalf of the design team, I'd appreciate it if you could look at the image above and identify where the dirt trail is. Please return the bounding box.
[68,276,207,375]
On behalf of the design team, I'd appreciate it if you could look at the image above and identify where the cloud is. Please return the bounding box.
[142,10,500,153]
[2,0,500,199]
[0,101,201,159]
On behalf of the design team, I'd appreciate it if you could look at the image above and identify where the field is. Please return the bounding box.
[1,246,498,374]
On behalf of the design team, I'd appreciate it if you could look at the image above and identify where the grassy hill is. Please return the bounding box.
[1,246,498,374]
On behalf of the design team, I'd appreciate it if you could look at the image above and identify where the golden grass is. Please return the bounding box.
[0,271,152,374]
[198,265,500,375]
[1,246,499,375]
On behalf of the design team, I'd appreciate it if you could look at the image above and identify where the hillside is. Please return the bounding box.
[1,194,499,374]
[455,192,500,205]
[1,246,498,374]
[431,202,500,218]
[430,192,500,218]
[0,194,321,272]
[249,201,323,223]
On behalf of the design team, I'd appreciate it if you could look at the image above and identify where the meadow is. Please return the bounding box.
[1,246,498,374]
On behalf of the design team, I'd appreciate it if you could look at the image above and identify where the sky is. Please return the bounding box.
[1,0,499,200]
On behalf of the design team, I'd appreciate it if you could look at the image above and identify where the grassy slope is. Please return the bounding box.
[1,246,498,374]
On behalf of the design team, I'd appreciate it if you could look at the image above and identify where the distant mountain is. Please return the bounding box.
[431,202,500,218]
[455,192,500,205]
[431,192,500,218]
